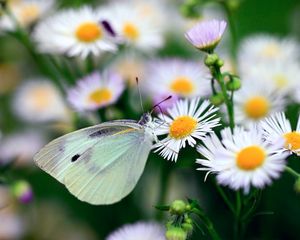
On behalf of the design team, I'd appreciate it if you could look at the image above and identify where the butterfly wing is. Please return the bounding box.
[34,121,143,183]
[34,121,153,205]
[63,128,153,204]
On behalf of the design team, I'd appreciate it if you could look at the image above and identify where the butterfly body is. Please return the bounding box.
[34,113,157,205]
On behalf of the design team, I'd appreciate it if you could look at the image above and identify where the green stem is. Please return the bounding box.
[234,191,242,240]
[285,166,300,178]
[155,162,171,220]
[215,183,235,214]
[214,67,235,130]
[192,208,221,240]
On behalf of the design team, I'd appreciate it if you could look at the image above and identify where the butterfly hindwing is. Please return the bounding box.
[63,128,153,205]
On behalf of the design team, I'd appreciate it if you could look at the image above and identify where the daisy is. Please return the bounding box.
[238,35,300,73]
[12,79,69,123]
[185,19,227,52]
[260,112,300,155]
[67,70,125,112]
[154,98,220,161]
[233,79,286,126]
[197,126,288,193]
[0,0,55,31]
[241,61,300,94]
[33,6,117,58]
[106,222,165,240]
[142,59,211,101]
[103,1,164,51]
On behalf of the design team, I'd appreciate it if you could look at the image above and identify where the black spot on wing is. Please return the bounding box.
[71,154,80,162]
[101,20,116,37]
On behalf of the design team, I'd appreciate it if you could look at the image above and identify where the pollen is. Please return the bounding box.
[76,22,102,42]
[261,43,280,58]
[284,132,300,151]
[88,88,112,105]
[169,116,197,139]
[244,96,270,119]
[170,77,194,95]
[236,146,266,171]
[123,22,139,40]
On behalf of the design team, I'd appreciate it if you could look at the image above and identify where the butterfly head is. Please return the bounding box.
[138,112,152,126]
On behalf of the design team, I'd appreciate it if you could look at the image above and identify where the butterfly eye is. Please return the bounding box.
[71,154,81,162]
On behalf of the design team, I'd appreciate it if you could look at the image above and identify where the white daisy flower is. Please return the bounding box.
[0,0,55,31]
[67,71,125,112]
[13,79,69,123]
[33,6,117,58]
[154,98,220,161]
[0,130,46,167]
[242,61,300,94]
[103,1,164,51]
[233,79,286,126]
[106,222,165,240]
[142,59,211,101]
[238,35,300,73]
[260,112,300,155]
[197,126,288,193]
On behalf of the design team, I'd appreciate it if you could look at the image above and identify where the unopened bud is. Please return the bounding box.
[11,180,33,204]
[204,53,219,67]
[226,77,241,91]
[170,200,186,215]
[216,59,224,67]
[166,226,187,240]
[210,93,224,106]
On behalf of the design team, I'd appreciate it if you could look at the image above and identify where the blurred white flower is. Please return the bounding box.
[154,98,220,161]
[67,71,125,112]
[0,0,55,31]
[0,208,25,240]
[142,59,211,102]
[238,35,300,73]
[197,126,288,193]
[233,79,286,126]
[12,79,69,123]
[103,1,164,51]
[106,222,165,240]
[33,6,117,58]
[0,130,46,166]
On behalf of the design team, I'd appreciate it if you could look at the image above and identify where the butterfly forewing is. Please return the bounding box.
[63,128,153,204]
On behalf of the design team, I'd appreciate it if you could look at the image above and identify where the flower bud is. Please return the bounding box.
[166,226,187,240]
[210,93,224,106]
[170,200,186,215]
[182,222,193,234]
[11,180,33,204]
[226,77,241,91]
[216,59,224,68]
[204,53,219,67]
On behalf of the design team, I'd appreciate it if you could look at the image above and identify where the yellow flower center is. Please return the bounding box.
[123,22,139,40]
[284,132,300,151]
[273,74,288,88]
[76,22,102,42]
[88,88,112,105]
[170,77,194,95]
[19,4,40,25]
[236,146,266,170]
[169,116,197,139]
[261,43,280,58]
[244,96,270,119]
[29,87,54,110]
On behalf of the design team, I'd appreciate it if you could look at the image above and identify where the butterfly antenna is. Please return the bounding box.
[136,77,145,113]
[150,95,172,114]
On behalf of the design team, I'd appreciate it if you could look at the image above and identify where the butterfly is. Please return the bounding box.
[34,112,159,205]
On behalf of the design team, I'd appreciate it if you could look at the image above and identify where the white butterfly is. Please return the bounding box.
[34,113,158,205]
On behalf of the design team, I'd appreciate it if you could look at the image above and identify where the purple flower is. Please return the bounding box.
[12,180,34,204]
[185,19,227,52]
